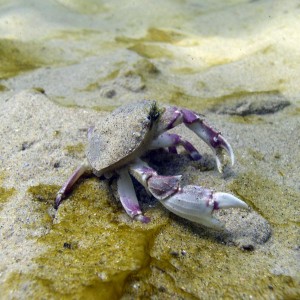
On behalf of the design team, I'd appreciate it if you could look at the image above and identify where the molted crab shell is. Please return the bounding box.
[86,100,161,176]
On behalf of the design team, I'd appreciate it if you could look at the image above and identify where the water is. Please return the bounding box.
[0,1,299,299]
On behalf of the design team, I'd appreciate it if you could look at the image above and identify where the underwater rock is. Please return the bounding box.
[211,91,290,116]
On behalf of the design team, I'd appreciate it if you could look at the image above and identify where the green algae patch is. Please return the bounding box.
[0,172,16,208]
[247,148,265,161]
[27,184,60,229]
[92,105,118,112]
[229,172,300,225]
[129,43,174,59]
[163,88,260,113]
[123,59,159,79]
[123,219,300,299]
[6,179,166,299]
[28,184,60,205]
[48,28,102,42]
[0,186,16,208]
[79,70,120,92]
[0,39,62,79]
[0,83,7,91]
[167,89,216,112]
[32,87,46,94]
[228,115,266,124]
[116,27,186,45]
[52,96,78,107]
[64,143,85,157]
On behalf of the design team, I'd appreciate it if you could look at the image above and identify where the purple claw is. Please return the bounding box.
[157,106,235,172]
[182,112,235,172]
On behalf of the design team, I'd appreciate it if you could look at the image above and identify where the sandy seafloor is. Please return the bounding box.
[0,0,299,299]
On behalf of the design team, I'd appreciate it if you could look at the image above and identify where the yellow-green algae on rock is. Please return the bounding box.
[122,171,299,298]
[2,172,300,299]
[229,171,300,225]
[122,220,299,299]
[0,186,15,208]
[2,179,167,299]
[0,173,16,209]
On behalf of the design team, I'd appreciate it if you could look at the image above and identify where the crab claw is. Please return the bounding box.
[182,112,235,173]
[158,106,235,173]
[160,185,248,229]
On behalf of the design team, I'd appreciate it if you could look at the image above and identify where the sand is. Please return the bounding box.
[0,0,299,299]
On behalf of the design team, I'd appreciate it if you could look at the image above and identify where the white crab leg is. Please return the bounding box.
[116,168,150,223]
[129,159,248,229]
[149,132,202,160]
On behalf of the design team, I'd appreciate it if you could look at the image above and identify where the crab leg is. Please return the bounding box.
[129,159,248,229]
[158,106,234,172]
[116,168,150,223]
[150,132,202,160]
[55,161,90,209]
[129,159,182,200]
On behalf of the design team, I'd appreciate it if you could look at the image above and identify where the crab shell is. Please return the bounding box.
[86,100,161,176]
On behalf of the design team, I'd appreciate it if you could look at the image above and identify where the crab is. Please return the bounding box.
[55,100,248,229]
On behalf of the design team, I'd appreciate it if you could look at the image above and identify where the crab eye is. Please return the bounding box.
[147,102,162,125]
[148,110,160,122]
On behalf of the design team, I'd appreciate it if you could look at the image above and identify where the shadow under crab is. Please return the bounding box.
[55,100,248,229]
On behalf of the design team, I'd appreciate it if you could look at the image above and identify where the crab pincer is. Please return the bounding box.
[154,106,234,172]
[129,159,247,228]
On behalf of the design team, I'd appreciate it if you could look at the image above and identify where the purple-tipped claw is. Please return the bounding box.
[156,106,235,171]
[184,121,235,173]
